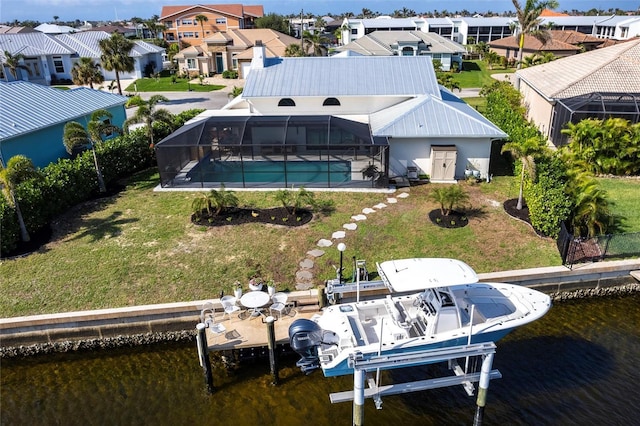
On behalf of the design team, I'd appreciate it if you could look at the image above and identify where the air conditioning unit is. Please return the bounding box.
[407,166,418,180]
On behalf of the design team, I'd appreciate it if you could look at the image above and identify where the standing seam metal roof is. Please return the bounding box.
[0,81,127,140]
[242,56,440,98]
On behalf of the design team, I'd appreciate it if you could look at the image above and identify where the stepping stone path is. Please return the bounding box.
[294,190,411,290]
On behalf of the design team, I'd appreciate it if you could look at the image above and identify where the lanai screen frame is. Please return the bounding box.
[550,92,640,146]
[155,115,389,188]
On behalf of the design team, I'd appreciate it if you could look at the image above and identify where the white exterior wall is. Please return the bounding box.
[387,137,492,180]
[248,95,411,115]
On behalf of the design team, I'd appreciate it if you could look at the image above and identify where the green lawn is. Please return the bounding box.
[456,60,515,88]
[125,76,225,92]
[2,172,635,319]
[597,178,640,233]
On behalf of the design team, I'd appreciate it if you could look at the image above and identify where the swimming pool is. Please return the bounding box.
[186,160,352,185]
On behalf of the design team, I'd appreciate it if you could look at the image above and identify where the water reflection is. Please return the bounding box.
[2,294,639,425]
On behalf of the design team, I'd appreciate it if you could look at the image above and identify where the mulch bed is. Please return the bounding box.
[191,207,313,227]
[503,198,531,223]
[428,209,469,229]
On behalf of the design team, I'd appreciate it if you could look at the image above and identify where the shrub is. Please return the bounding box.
[222,70,238,79]
[0,198,20,254]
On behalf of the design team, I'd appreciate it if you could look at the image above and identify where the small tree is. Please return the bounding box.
[98,32,134,96]
[429,185,470,216]
[274,187,315,215]
[71,57,104,89]
[124,95,173,148]
[1,50,32,81]
[195,14,208,38]
[501,136,547,210]
[208,184,239,215]
[0,155,39,242]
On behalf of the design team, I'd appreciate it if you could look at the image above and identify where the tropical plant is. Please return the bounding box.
[195,14,208,38]
[191,192,212,220]
[207,184,239,215]
[501,136,547,210]
[0,155,39,242]
[1,50,32,81]
[63,109,122,192]
[437,72,461,92]
[565,169,613,238]
[302,30,329,56]
[230,86,243,98]
[98,32,135,95]
[274,187,315,215]
[71,57,104,89]
[284,43,305,57]
[484,50,501,70]
[428,185,470,216]
[511,0,560,69]
[124,95,173,148]
[255,13,290,33]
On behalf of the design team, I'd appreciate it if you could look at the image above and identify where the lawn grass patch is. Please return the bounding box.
[597,178,640,233]
[125,76,225,92]
[458,60,515,88]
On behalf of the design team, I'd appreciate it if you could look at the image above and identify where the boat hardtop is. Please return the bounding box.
[377,258,479,292]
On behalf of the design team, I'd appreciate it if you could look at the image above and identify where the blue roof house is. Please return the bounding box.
[0,81,127,168]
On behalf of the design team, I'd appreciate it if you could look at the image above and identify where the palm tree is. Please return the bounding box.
[1,50,32,81]
[565,169,613,238]
[284,43,305,57]
[0,155,38,242]
[71,57,104,89]
[98,32,134,96]
[208,184,239,215]
[512,0,560,70]
[302,30,329,56]
[63,109,122,193]
[501,136,547,210]
[429,185,470,216]
[124,95,173,148]
[195,14,208,38]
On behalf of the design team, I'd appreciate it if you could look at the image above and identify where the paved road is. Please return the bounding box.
[127,90,232,117]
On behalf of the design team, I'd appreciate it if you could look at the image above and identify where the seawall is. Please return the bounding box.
[2,259,639,357]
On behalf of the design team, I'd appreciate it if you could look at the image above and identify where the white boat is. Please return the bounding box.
[289,258,551,377]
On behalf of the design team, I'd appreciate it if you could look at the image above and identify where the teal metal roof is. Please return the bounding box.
[0,81,127,141]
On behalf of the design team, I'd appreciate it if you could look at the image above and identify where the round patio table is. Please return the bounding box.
[240,291,270,317]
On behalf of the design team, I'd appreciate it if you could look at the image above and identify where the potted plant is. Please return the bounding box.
[360,163,379,181]
[267,279,276,297]
[248,277,263,291]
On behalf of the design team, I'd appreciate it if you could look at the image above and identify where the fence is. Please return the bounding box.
[558,222,640,268]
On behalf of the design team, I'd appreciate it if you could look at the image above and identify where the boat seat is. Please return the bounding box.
[385,296,411,329]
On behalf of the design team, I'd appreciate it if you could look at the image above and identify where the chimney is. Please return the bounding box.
[251,39,266,69]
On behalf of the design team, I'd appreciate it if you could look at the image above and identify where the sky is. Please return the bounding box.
[1,0,639,24]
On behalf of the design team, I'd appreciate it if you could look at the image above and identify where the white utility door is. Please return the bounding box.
[431,146,457,181]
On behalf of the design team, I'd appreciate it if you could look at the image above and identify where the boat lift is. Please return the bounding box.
[328,342,501,426]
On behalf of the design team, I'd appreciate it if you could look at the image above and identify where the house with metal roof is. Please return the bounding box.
[515,38,640,146]
[0,31,164,86]
[334,31,466,71]
[155,47,507,189]
[0,81,127,168]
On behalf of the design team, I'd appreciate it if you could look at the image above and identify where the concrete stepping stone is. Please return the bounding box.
[307,249,325,257]
[397,192,410,198]
[295,281,315,291]
[351,214,367,221]
[343,223,357,231]
[374,203,387,209]
[317,239,333,247]
[362,207,376,214]
[299,258,314,269]
[387,197,398,204]
[296,270,313,281]
[332,230,346,239]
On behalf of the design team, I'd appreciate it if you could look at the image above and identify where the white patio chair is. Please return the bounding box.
[221,295,241,320]
[200,301,226,342]
[269,292,289,319]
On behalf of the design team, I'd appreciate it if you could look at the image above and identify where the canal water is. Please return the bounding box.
[2,294,639,426]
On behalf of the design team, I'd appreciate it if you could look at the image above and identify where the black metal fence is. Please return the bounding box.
[558,222,640,268]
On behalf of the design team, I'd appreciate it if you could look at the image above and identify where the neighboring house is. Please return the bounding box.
[488,30,605,60]
[340,14,640,48]
[334,30,466,71]
[0,26,37,34]
[0,31,165,86]
[515,38,640,146]
[34,23,78,35]
[155,49,506,189]
[173,28,298,78]
[0,81,127,168]
[159,3,264,47]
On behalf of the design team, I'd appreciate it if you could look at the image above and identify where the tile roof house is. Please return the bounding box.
[515,38,640,146]
[0,31,164,86]
[0,81,127,167]
[334,31,466,71]
[159,3,264,47]
[155,49,506,189]
[173,28,298,78]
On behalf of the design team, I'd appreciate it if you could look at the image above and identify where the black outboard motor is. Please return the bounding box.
[288,319,328,374]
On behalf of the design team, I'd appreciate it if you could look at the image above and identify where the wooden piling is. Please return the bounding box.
[196,323,215,393]
[266,316,279,385]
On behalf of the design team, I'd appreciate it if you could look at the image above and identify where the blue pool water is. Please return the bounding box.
[186,160,351,184]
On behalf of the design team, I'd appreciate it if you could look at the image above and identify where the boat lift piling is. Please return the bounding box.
[330,343,501,426]
[196,322,215,393]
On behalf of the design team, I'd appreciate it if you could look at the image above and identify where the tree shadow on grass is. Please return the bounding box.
[66,211,138,242]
